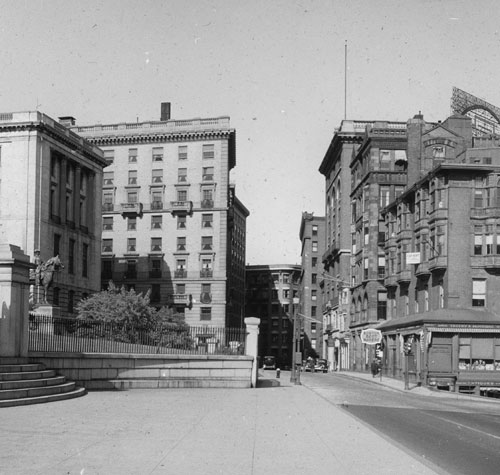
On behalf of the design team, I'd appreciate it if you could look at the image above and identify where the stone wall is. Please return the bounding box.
[29,352,254,390]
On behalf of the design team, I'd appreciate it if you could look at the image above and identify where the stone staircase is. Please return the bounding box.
[0,358,86,407]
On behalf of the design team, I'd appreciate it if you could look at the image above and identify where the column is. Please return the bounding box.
[244,317,260,388]
[0,244,33,357]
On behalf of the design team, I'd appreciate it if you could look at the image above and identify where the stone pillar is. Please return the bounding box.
[244,317,260,388]
[0,244,33,357]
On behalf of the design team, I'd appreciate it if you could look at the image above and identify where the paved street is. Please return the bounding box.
[0,371,440,475]
[300,371,500,475]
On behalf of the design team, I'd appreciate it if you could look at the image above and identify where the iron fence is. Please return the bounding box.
[28,313,246,356]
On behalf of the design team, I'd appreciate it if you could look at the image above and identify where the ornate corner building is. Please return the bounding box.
[320,89,500,394]
[74,104,249,327]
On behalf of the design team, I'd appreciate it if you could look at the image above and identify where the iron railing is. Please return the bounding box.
[28,313,246,356]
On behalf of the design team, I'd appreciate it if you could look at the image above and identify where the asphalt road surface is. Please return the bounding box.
[300,372,500,475]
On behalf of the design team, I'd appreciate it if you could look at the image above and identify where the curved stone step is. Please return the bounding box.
[0,387,86,407]
[0,381,76,400]
[0,375,67,391]
[0,370,56,381]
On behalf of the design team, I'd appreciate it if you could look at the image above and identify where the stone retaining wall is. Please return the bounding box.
[29,352,254,390]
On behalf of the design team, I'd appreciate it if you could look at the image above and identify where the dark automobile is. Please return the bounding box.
[304,359,316,372]
[314,359,328,373]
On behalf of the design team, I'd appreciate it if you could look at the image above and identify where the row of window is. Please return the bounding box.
[102,236,215,254]
[103,214,214,231]
[103,144,215,165]
[103,167,215,186]
[103,188,214,207]
[52,234,89,278]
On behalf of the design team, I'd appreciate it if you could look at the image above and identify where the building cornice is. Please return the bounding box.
[84,129,235,146]
[0,112,105,167]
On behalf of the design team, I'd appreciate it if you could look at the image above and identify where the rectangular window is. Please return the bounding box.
[102,239,113,253]
[379,186,390,208]
[152,147,164,162]
[177,189,187,202]
[178,145,188,160]
[474,234,483,255]
[151,215,162,229]
[151,237,162,252]
[377,291,387,320]
[312,257,317,267]
[68,290,74,314]
[82,244,88,278]
[151,191,163,210]
[311,306,316,317]
[202,214,213,228]
[311,273,317,284]
[200,307,212,321]
[474,190,483,208]
[177,216,186,229]
[150,284,161,303]
[202,144,215,160]
[127,238,136,253]
[312,241,318,252]
[486,234,494,255]
[103,150,114,165]
[472,279,486,307]
[178,168,187,182]
[68,239,75,274]
[128,148,138,163]
[202,167,214,181]
[311,289,317,301]
[103,171,114,186]
[128,170,137,185]
[128,217,136,231]
[126,260,137,279]
[378,256,386,279]
[176,283,186,294]
[150,259,162,278]
[103,216,113,231]
[380,150,391,170]
[127,191,138,203]
[202,236,213,250]
[283,289,290,298]
[152,169,163,183]
[177,236,186,251]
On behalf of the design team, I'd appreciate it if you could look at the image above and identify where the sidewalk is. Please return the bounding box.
[335,369,500,402]
[0,372,442,475]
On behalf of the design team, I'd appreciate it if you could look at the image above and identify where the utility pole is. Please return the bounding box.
[290,296,301,385]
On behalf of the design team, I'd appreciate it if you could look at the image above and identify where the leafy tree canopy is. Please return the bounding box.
[76,282,186,331]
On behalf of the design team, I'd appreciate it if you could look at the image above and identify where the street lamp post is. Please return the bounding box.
[290,296,301,385]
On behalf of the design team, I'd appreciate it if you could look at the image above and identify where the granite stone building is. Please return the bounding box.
[74,104,248,327]
[0,111,106,316]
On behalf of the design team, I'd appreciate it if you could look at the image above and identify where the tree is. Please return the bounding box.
[76,281,157,328]
[76,282,191,349]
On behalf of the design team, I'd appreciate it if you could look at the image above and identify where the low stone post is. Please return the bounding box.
[0,244,33,357]
[244,317,260,388]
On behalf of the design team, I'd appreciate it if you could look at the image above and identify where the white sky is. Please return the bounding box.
[2,0,500,264]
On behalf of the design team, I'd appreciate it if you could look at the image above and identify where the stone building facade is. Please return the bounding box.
[0,111,106,315]
[74,104,248,327]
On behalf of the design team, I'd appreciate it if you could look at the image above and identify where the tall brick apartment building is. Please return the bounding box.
[74,104,248,327]
[299,212,325,360]
[245,264,300,368]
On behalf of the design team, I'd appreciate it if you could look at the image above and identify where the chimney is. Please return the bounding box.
[58,116,76,127]
[160,102,171,121]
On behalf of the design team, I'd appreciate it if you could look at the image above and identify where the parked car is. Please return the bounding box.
[304,359,316,372]
[262,356,276,370]
[314,359,328,373]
